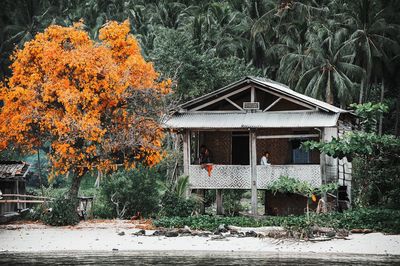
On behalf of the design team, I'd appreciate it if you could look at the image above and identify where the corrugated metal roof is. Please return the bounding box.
[180,76,348,114]
[164,111,340,129]
[0,161,30,180]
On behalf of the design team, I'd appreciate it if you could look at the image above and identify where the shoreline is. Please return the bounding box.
[0,221,399,256]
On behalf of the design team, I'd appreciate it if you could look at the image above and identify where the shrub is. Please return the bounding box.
[97,167,160,219]
[223,190,245,216]
[92,192,115,219]
[160,176,199,217]
[41,194,79,226]
[154,208,400,234]
[160,191,198,217]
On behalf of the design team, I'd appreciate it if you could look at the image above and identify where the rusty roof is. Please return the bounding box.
[0,161,30,180]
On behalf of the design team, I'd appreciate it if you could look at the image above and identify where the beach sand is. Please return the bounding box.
[0,220,399,255]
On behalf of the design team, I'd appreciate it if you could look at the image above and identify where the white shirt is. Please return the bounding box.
[260,156,269,165]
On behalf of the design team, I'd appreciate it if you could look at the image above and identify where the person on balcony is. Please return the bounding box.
[200,145,213,176]
[260,151,270,165]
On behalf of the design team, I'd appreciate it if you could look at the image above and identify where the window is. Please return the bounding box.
[291,139,310,164]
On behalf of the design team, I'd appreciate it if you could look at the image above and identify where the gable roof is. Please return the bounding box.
[180,76,348,114]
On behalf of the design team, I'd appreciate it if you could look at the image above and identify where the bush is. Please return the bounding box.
[92,192,115,219]
[160,191,197,217]
[154,208,400,234]
[41,194,79,226]
[223,190,245,216]
[96,167,160,219]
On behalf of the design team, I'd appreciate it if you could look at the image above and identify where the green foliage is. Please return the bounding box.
[92,192,114,219]
[302,103,400,207]
[351,102,389,132]
[303,131,400,160]
[303,132,400,206]
[150,27,261,100]
[160,191,198,217]
[160,175,198,217]
[222,190,245,216]
[174,175,190,198]
[41,194,79,226]
[97,167,160,219]
[268,175,337,221]
[154,208,400,234]
[268,176,337,199]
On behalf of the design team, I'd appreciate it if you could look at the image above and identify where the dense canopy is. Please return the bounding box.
[0,20,170,198]
[1,0,399,135]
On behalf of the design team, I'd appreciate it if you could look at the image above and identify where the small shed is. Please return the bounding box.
[164,76,353,215]
[0,161,30,215]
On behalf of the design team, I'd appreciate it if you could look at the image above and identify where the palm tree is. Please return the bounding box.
[249,0,328,77]
[337,0,400,103]
[0,0,56,78]
[280,23,365,107]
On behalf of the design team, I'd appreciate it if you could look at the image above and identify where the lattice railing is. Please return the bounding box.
[188,164,321,189]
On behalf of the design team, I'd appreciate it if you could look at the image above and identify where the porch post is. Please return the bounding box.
[16,179,20,210]
[182,130,191,197]
[182,130,190,176]
[250,129,258,215]
[320,128,328,202]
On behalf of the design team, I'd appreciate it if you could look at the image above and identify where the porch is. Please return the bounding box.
[183,128,324,188]
[188,164,321,189]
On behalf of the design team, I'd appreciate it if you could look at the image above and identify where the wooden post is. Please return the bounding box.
[250,130,258,215]
[216,189,223,215]
[182,130,191,197]
[182,130,190,176]
[320,128,327,202]
[264,190,268,215]
[15,180,20,210]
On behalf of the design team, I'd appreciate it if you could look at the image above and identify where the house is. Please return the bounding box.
[164,76,353,215]
[0,161,30,215]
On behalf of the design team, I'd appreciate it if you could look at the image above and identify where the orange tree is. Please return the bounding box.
[0,20,170,199]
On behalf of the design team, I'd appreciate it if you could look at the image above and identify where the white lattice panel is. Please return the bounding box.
[189,165,251,189]
[188,164,321,189]
[257,165,321,188]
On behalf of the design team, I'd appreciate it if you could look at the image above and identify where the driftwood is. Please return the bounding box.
[110,192,127,219]
[350,228,373,234]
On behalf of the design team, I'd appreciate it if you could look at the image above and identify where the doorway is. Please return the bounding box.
[232,132,249,165]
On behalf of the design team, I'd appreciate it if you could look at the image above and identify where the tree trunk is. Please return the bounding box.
[378,80,384,135]
[395,89,400,136]
[326,71,334,105]
[37,148,44,196]
[359,78,365,104]
[68,174,84,201]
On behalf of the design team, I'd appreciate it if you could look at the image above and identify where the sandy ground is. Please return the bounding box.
[0,221,399,255]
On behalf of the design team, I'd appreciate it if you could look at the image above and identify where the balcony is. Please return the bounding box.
[188,164,321,189]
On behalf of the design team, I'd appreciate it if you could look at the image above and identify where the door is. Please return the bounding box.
[232,132,249,165]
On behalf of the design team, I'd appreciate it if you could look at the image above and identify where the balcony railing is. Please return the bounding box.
[188,164,321,189]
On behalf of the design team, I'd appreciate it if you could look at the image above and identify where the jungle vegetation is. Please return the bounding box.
[0,0,400,224]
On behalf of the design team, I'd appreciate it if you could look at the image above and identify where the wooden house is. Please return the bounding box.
[164,77,352,215]
[0,161,30,215]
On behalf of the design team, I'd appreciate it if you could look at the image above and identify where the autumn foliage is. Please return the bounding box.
[0,20,170,196]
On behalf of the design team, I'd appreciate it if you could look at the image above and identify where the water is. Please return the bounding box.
[1,251,399,265]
